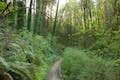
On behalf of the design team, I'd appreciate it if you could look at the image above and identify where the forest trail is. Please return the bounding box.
[46,59,62,80]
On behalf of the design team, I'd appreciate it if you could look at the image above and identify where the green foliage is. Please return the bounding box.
[0,27,59,80]
[0,1,6,9]
[62,48,120,80]
[1,0,120,79]
[90,28,120,59]
[35,63,50,80]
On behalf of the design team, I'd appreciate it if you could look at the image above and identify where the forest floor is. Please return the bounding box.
[46,59,62,80]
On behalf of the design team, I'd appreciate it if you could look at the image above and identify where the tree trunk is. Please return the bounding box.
[27,0,33,31]
[52,0,60,36]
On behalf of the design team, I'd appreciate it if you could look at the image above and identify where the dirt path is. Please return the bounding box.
[46,59,61,80]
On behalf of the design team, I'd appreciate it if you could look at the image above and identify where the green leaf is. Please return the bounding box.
[0,2,7,9]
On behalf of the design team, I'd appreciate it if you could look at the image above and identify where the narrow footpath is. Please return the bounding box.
[46,59,62,80]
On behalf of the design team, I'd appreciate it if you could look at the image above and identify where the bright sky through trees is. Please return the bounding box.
[56,0,67,9]
[56,0,96,8]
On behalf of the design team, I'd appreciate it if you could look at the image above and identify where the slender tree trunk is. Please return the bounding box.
[27,0,33,31]
[13,0,17,29]
[52,0,60,36]
[89,6,92,28]
[83,7,86,29]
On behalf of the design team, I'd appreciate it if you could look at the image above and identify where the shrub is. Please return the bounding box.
[62,48,120,80]
[0,28,58,80]
[90,29,120,59]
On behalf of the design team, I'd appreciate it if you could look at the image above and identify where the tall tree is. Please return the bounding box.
[27,0,33,31]
[16,1,25,29]
[52,0,60,36]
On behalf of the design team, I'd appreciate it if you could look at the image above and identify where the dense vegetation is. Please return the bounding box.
[62,48,120,80]
[0,0,120,80]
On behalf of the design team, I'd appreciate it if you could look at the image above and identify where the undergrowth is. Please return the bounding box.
[62,48,120,80]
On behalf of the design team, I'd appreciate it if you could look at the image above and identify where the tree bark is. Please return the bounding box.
[27,0,33,31]
[52,0,60,36]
